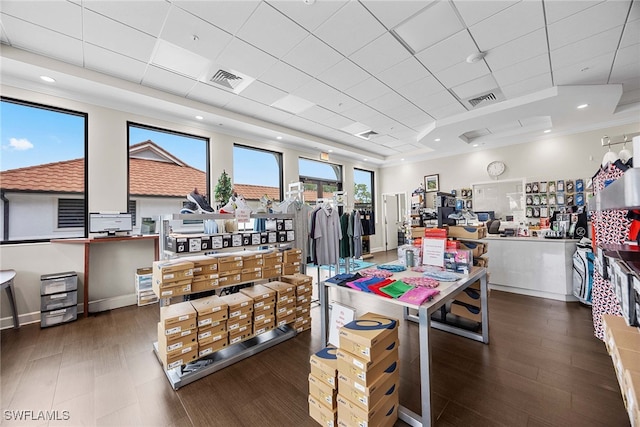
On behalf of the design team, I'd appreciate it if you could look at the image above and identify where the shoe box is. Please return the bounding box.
[220,291,254,313]
[263,251,283,268]
[336,387,398,427]
[160,301,197,334]
[242,253,264,269]
[264,281,296,304]
[189,255,219,275]
[191,295,228,324]
[152,260,194,288]
[310,346,338,389]
[276,312,296,327]
[308,394,337,427]
[241,267,262,282]
[197,336,228,358]
[283,249,303,264]
[309,373,338,411]
[261,264,282,279]
[229,328,254,345]
[191,274,220,293]
[216,255,244,272]
[446,225,487,240]
[283,262,302,275]
[153,280,192,298]
[338,312,399,363]
[253,316,275,335]
[338,364,399,412]
[157,322,197,355]
[337,347,399,387]
[240,284,276,308]
[159,343,198,371]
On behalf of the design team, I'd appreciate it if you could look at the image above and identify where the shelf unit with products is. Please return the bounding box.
[152,211,311,389]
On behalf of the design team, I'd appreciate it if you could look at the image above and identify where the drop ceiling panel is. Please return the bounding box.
[173,0,260,36]
[451,74,499,100]
[452,0,519,27]
[415,30,478,73]
[397,75,444,101]
[240,80,287,106]
[249,103,294,124]
[293,79,340,106]
[0,1,82,38]
[619,88,640,105]
[612,43,640,70]
[216,38,279,79]
[282,35,343,75]
[375,57,429,91]
[344,77,391,103]
[142,65,197,97]
[297,105,337,123]
[547,1,630,50]
[0,15,83,66]
[83,0,170,37]
[187,81,237,108]
[321,113,357,130]
[500,73,552,99]
[487,120,521,134]
[359,0,433,29]
[492,54,550,88]
[341,103,386,125]
[258,61,312,93]
[553,52,615,86]
[152,39,211,79]
[393,1,464,53]
[314,1,387,57]
[428,102,468,120]
[236,2,309,59]
[368,91,409,114]
[159,6,233,62]
[432,59,490,89]
[380,138,406,148]
[484,28,549,71]
[349,32,411,76]
[620,19,640,48]
[225,95,270,116]
[544,0,603,24]
[271,94,315,114]
[319,92,360,114]
[0,26,8,44]
[470,1,544,51]
[317,59,370,92]
[550,26,624,70]
[413,90,463,111]
[84,10,156,63]
[266,0,348,32]
[84,43,147,83]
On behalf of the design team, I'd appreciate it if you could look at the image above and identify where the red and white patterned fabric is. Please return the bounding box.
[590,161,631,340]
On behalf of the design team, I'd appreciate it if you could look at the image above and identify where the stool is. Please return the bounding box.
[0,270,19,329]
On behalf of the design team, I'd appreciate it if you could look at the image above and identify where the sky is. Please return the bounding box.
[2,100,372,190]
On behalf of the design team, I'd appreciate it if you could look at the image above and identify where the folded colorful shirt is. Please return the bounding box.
[380,280,414,298]
[377,264,406,272]
[326,273,358,284]
[367,279,397,297]
[397,287,440,305]
[422,270,461,282]
[401,276,439,288]
[351,276,384,293]
[358,268,393,278]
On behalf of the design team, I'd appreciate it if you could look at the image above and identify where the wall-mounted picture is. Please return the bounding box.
[424,174,439,192]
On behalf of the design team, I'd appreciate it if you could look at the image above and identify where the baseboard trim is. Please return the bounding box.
[489,284,578,302]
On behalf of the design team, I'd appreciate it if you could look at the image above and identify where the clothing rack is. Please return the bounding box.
[285,181,304,202]
[601,132,640,147]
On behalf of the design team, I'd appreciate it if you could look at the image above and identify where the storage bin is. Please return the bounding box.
[41,290,77,311]
[41,306,77,328]
[40,271,78,295]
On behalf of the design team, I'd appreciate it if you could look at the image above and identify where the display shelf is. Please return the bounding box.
[154,325,297,390]
[590,168,640,211]
[170,212,295,221]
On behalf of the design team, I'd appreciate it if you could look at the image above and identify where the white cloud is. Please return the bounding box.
[8,138,34,151]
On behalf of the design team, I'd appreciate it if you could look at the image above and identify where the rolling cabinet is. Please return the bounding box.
[40,272,78,328]
[152,212,303,389]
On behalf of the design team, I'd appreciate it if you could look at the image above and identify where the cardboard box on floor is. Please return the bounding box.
[308,395,337,427]
[339,312,399,363]
[337,348,399,387]
[157,322,196,353]
[309,373,337,410]
[336,389,398,427]
[338,368,399,412]
[158,342,198,371]
[310,346,338,389]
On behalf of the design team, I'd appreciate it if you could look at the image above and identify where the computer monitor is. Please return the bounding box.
[475,211,495,222]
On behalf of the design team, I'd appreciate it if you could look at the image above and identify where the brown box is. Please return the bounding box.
[283,263,301,275]
[276,304,296,318]
[283,248,302,263]
[228,309,252,324]
[280,273,313,290]
[218,270,242,288]
[296,283,313,296]
[263,252,283,268]
[160,301,197,328]
[339,312,399,363]
[337,345,399,386]
[309,374,337,410]
[254,310,275,323]
[153,280,192,298]
[241,268,263,282]
[308,395,337,427]
[276,312,296,327]
[338,369,399,412]
[446,225,487,240]
[229,329,253,345]
[261,265,282,279]
[242,253,264,269]
[197,322,227,341]
[310,346,338,389]
[253,322,275,336]
[227,316,252,333]
[240,284,276,302]
[157,322,196,354]
[295,320,312,333]
[158,343,198,370]
[198,337,228,358]
[296,294,311,306]
[253,296,276,310]
[459,241,486,258]
[296,304,311,316]
[190,275,220,293]
[217,255,244,272]
[253,315,275,329]
[191,295,227,317]
[336,389,398,427]
[450,301,481,322]
[220,292,254,312]
[152,260,194,286]
[453,287,482,307]
[189,255,219,275]
[264,281,296,302]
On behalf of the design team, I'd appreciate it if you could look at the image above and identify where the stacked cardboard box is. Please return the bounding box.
[220,292,254,345]
[281,273,313,333]
[450,280,484,323]
[152,259,194,298]
[263,251,284,279]
[241,253,264,283]
[308,346,339,426]
[283,248,303,275]
[157,301,198,370]
[190,295,229,358]
[189,256,220,293]
[241,284,277,336]
[217,255,244,289]
[269,279,297,328]
[336,312,400,427]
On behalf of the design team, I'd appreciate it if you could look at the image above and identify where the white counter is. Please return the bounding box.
[485,236,579,301]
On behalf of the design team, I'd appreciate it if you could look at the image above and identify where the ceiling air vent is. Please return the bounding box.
[462,88,505,110]
[355,130,378,140]
[210,69,244,90]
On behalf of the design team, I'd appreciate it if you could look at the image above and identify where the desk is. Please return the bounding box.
[52,235,159,317]
[319,265,489,427]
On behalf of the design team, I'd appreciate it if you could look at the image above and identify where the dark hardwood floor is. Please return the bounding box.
[0,250,630,426]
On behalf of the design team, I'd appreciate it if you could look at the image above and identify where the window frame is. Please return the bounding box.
[0,96,88,244]
[233,144,284,202]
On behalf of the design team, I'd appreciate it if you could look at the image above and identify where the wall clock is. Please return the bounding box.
[487,161,506,179]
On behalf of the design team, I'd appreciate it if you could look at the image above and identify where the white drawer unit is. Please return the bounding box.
[40,272,78,327]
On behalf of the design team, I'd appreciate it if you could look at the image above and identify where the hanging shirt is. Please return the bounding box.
[286,200,313,264]
[352,210,363,259]
[339,212,350,259]
[312,204,342,267]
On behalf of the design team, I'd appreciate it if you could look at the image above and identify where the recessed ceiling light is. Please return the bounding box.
[434,138,440,142]
[40,75,55,83]
[401,158,405,161]
[276,136,282,140]
[363,158,368,161]
[195,115,203,120]
[328,149,333,153]
[472,144,479,147]
[577,104,589,109]
[544,129,551,133]
[466,51,486,64]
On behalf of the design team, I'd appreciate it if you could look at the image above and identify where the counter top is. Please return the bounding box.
[484,235,578,243]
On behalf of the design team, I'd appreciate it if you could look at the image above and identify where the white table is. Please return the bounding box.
[0,269,19,329]
[319,266,489,427]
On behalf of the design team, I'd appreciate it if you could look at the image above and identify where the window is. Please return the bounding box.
[0,97,87,242]
[298,158,342,205]
[127,123,209,233]
[354,168,374,209]
[233,144,283,208]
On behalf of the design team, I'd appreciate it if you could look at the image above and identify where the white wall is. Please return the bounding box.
[0,84,382,328]
[380,123,640,208]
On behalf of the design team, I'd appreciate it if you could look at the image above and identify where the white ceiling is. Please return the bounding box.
[1,0,639,167]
